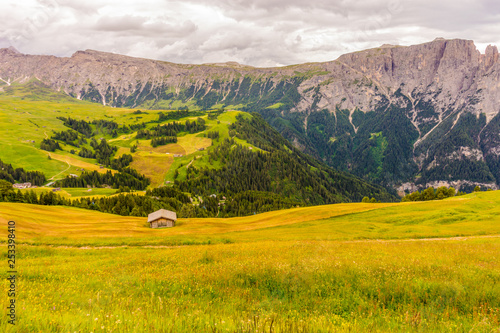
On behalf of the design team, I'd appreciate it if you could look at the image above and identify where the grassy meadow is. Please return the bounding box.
[1,191,500,332]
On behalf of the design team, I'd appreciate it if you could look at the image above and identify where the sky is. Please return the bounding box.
[1,0,499,67]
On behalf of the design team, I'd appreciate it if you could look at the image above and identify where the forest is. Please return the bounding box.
[55,168,150,191]
[0,159,46,186]
[136,118,206,146]
[0,180,297,218]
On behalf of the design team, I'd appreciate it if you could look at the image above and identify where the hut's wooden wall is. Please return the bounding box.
[150,218,175,228]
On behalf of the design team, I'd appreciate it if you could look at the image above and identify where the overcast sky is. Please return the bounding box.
[1,0,499,67]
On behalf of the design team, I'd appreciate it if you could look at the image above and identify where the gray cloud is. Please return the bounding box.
[0,0,499,66]
[93,15,197,38]
[94,15,149,32]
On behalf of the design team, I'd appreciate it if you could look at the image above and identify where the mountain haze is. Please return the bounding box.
[1,38,499,192]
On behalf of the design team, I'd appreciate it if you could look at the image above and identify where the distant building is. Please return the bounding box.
[147,209,177,228]
[52,188,61,192]
[69,174,78,178]
[13,182,31,189]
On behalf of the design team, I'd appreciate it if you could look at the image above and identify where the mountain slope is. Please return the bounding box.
[0,85,394,217]
[1,38,499,191]
[176,113,394,206]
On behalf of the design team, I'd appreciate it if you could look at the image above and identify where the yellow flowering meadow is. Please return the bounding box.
[1,191,499,332]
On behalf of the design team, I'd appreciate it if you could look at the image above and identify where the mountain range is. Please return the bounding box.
[1,38,499,193]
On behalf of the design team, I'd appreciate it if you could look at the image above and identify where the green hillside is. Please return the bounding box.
[0,82,394,218]
[0,81,252,187]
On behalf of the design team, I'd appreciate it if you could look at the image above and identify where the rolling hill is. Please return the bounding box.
[1,190,499,246]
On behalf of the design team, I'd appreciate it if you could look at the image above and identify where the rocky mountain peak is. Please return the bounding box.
[483,44,499,69]
[0,46,21,56]
[6,46,20,54]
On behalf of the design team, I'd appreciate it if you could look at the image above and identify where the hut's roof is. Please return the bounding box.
[147,209,177,223]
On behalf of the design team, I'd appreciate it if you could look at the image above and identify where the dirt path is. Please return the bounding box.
[341,234,500,244]
[0,77,11,86]
[22,244,182,250]
[49,159,71,180]
[19,234,500,250]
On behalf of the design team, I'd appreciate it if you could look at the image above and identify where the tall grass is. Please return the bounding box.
[1,239,499,332]
[0,191,499,331]
[2,191,500,246]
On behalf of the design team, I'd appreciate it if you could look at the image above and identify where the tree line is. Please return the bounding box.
[57,116,146,138]
[55,168,150,190]
[136,118,206,147]
[52,129,87,147]
[0,179,301,218]
[157,110,204,122]
[0,159,46,186]
[401,186,464,201]
[40,139,61,152]
[89,138,118,166]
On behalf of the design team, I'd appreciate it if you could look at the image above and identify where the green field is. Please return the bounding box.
[19,187,120,199]
[1,191,499,331]
[0,82,253,187]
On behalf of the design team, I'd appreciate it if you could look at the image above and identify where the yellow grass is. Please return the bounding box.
[137,143,186,155]
[115,146,131,157]
[177,135,212,155]
[3,191,500,247]
[0,202,396,241]
[108,134,135,143]
[47,151,114,174]
[129,152,174,187]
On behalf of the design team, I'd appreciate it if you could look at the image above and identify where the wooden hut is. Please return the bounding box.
[147,209,177,228]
